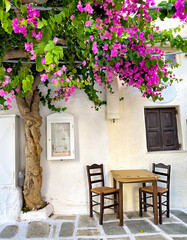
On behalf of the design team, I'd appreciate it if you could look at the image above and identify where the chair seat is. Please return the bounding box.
[141,185,168,194]
[91,186,119,195]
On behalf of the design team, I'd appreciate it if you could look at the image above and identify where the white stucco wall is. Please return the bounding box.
[109,53,187,211]
[39,90,111,214]
[1,55,187,216]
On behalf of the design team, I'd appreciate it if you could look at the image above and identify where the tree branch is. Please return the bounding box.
[21,0,48,4]
[25,72,42,108]
[56,38,67,46]
[3,49,28,61]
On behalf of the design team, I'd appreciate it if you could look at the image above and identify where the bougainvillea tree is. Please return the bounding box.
[0,0,187,210]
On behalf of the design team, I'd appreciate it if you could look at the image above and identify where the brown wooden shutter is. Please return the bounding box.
[145,108,179,152]
[160,108,179,150]
[145,109,162,151]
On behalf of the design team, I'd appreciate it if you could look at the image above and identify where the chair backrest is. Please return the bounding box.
[86,164,105,190]
[152,163,171,191]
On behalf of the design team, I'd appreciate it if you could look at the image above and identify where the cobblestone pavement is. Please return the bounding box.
[1,209,187,239]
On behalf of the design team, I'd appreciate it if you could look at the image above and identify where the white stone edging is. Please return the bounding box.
[20,203,54,221]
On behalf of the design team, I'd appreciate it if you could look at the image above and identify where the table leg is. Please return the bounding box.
[153,180,158,225]
[119,182,123,226]
[113,178,116,189]
[113,178,117,214]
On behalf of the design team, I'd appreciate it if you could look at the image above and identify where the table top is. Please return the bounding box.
[111,169,159,183]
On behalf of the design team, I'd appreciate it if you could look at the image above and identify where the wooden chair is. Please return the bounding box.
[86,164,119,225]
[139,163,171,224]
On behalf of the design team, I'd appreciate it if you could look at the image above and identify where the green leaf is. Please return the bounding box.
[185,0,187,13]
[145,59,151,69]
[42,18,48,26]
[0,67,5,80]
[72,68,77,74]
[45,52,53,64]
[53,46,63,58]
[151,58,157,66]
[5,0,11,12]
[36,42,46,54]
[22,75,34,92]
[54,13,62,23]
[37,21,44,29]
[44,41,55,52]
[21,5,27,14]
[36,57,44,72]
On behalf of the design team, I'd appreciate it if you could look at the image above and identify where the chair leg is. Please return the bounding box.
[99,193,104,225]
[143,192,147,212]
[166,192,170,218]
[114,192,117,214]
[116,192,119,219]
[89,192,93,217]
[159,194,162,224]
[139,189,143,217]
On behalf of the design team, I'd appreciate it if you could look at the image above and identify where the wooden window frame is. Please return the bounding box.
[145,108,179,152]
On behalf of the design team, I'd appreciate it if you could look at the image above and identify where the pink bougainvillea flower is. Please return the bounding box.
[85,20,92,27]
[92,41,98,54]
[7,68,12,73]
[52,78,58,84]
[102,43,109,51]
[70,15,74,20]
[55,70,63,76]
[53,37,58,44]
[61,65,67,71]
[77,1,84,12]
[31,55,36,60]
[40,73,48,82]
[89,35,94,41]
[41,58,45,64]
[82,60,86,66]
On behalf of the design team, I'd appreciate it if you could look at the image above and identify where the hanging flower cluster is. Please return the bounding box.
[173,0,187,22]
[75,0,178,100]
[0,68,16,109]
[0,0,186,110]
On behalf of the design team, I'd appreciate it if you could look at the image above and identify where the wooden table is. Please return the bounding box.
[111,169,160,226]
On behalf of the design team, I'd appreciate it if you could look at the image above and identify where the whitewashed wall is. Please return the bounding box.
[109,53,187,211]
[1,55,187,215]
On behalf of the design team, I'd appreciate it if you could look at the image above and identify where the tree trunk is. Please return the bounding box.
[16,90,44,210]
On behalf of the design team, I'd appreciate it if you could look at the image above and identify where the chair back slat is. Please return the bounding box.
[154,171,168,177]
[86,164,104,190]
[158,179,168,184]
[152,163,171,190]
[90,172,102,176]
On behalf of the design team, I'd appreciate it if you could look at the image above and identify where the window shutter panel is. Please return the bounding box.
[160,108,179,150]
[145,109,162,151]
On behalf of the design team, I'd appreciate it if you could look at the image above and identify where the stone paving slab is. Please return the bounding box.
[159,223,187,235]
[54,215,76,220]
[102,222,127,235]
[59,222,74,237]
[172,238,187,240]
[99,213,119,221]
[124,220,157,234]
[0,225,18,238]
[78,215,98,227]
[172,210,187,224]
[125,211,150,219]
[26,221,50,238]
[77,229,101,236]
[106,237,130,240]
[135,234,168,240]
[1,211,187,239]
[77,238,103,240]
[150,216,179,223]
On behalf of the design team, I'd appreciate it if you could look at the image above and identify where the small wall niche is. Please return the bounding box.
[47,112,75,160]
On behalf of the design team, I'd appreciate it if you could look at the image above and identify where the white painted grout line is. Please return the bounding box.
[73,214,79,238]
